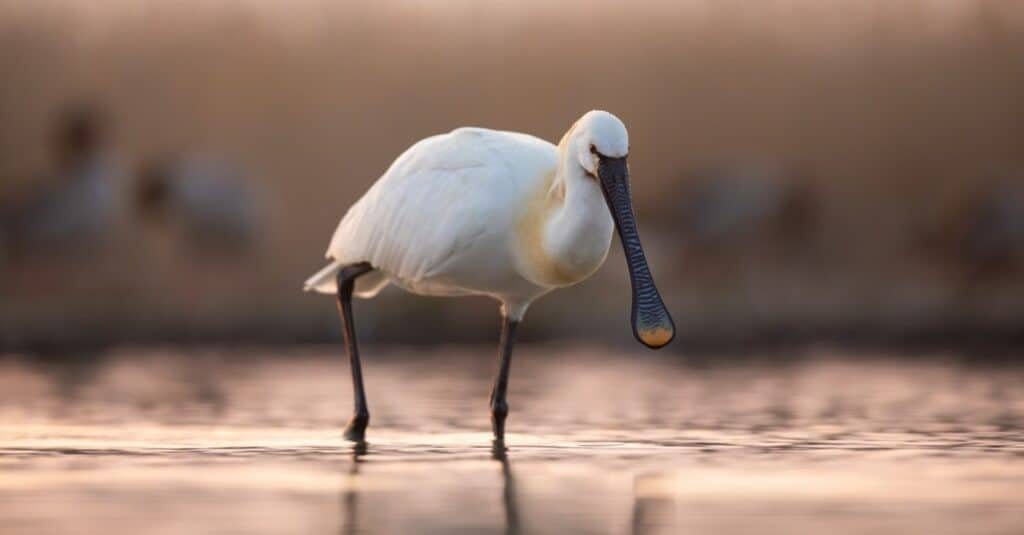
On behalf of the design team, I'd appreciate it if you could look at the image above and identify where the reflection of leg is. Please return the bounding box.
[489,314,519,442]
[335,262,373,441]
[631,476,673,535]
[630,492,647,535]
[340,443,368,535]
[492,443,520,535]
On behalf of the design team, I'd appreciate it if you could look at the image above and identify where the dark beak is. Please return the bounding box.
[597,156,676,349]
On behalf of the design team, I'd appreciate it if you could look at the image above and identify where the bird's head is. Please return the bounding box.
[53,103,107,174]
[136,158,174,222]
[569,110,630,176]
[566,110,675,349]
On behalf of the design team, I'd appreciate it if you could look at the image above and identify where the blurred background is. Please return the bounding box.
[2,0,1023,353]
[3,4,1024,534]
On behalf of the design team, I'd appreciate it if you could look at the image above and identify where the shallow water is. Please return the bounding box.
[1,346,1022,534]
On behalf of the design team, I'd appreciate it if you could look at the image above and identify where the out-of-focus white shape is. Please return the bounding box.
[677,163,817,249]
[0,106,122,260]
[137,155,261,254]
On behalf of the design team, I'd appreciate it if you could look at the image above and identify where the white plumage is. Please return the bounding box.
[306,110,672,339]
[307,122,600,319]
[304,110,674,442]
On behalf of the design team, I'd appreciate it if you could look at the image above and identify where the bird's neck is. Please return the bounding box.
[515,144,614,288]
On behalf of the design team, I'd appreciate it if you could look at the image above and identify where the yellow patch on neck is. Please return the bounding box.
[557,119,580,149]
[516,173,578,287]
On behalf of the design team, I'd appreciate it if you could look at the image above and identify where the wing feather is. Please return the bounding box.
[326,128,551,288]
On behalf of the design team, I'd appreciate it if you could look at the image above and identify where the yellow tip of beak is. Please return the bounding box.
[638,326,674,349]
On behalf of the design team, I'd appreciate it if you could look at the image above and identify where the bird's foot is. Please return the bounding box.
[343,412,369,442]
[491,437,508,456]
[490,401,508,443]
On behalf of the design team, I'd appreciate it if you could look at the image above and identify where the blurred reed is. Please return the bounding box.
[0,0,1022,350]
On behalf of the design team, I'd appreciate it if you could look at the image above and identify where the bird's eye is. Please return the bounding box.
[589,144,598,155]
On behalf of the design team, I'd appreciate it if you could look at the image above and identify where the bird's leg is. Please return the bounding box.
[489,314,520,443]
[336,262,374,442]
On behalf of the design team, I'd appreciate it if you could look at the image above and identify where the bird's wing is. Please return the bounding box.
[326,128,555,285]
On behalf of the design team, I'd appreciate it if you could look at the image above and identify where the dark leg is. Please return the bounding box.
[489,314,519,443]
[336,262,373,442]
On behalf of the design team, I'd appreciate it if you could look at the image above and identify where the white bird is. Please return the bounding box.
[137,154,261,254]
[1,106,120,261]
[304,110,674,442]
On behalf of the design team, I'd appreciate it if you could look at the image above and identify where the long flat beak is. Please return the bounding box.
[597,156,676,349]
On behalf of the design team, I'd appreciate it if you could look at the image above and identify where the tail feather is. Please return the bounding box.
[303,259,344,294]
[304,260,390,297]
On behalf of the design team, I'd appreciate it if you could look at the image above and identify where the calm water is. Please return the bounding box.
[0,346,1022,534]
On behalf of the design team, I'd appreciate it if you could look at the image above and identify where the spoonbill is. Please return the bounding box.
[1,105,120,260]
[304,110,674,442]
[674,164,818,251]
[137,154,261,254]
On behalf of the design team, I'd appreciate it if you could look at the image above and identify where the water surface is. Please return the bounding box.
[1,347,1022,534]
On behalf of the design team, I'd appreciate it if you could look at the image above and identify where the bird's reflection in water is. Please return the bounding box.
[630,474,674,535]
[492,441,521,535]
[340,441,368,535]
[338,440,520,534]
